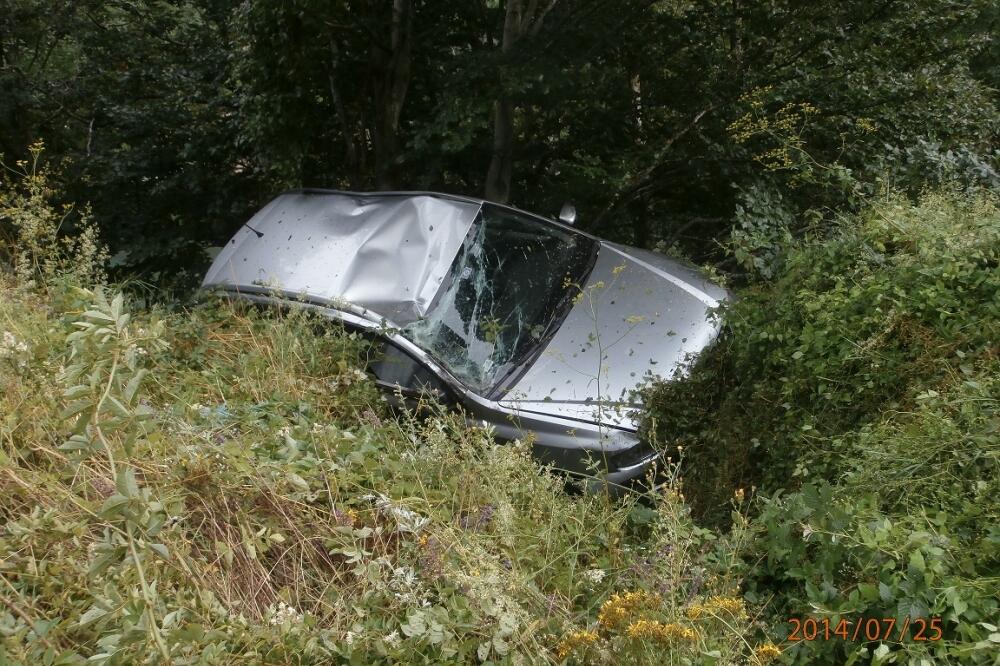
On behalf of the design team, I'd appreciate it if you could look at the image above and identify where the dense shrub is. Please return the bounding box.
[646,191,1000,664]
[648,190,999,511]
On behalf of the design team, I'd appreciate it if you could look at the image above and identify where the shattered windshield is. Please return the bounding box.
[403,204,598,395]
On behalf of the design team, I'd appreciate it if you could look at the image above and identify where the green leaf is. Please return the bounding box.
[124,369,148,404]
[215,540,234,567]
[60,434,93,452]
[858,583,878,601]
[286,472,310,491]
[111,294,123,322]
[88,551,118,577]
[105,395,132,418]
[60,399,95,420]
[83,310,115,323]
[401,610,427,637]
[99,494,130,516]
[78,606,108,627]
[115,468,140,498]
[62,384,93,399]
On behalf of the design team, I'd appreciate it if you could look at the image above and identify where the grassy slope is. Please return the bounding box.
[3,169,997,665]
[0,282,765,665]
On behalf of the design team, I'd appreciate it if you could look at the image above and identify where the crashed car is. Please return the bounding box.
[203,190,728,488]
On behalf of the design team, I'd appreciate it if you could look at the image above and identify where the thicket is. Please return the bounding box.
[646,190,1000,664]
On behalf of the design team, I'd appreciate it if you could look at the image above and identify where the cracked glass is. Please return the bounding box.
[403,204,598,394]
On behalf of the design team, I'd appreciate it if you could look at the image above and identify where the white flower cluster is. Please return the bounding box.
[0,331,29,367]
[389,565,432,607]
[267,601,303,626]
[126,343,148,357]
[582,568,607,585]
[363,493,429,533]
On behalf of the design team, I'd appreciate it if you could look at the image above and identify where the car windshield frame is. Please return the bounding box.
[400,203,599,398]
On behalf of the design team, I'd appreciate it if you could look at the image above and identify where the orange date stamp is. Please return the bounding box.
[788,617,943,642]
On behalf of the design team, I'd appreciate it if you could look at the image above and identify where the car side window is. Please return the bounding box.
[366,338,452,402]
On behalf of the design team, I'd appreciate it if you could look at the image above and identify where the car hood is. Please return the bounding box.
[500,242,727,426]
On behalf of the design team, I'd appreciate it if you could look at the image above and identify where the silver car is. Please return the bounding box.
[203,190,728,489]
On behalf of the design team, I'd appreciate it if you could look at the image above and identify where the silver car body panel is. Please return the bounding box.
[500,242,728,430]
[203,190,728,488]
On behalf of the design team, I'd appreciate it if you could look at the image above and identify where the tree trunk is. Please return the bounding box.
[484,0,558,203]
[329,37,361,188]
[370,0,413,190]
[484,96,514,203]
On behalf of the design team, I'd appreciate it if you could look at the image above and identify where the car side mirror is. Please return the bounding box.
[558,202,577,225]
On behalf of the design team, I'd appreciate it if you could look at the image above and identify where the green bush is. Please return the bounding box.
[0,141,107,289]
[645,190,1000,664]
[647,190,999,514]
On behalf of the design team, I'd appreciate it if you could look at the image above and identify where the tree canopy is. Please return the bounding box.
[2,0,997,281]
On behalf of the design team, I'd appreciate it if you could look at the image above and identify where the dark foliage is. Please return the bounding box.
[1,0,997,283]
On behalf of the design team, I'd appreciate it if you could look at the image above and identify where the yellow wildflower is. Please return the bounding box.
[626,619,699,643]
[687,595,747,619]
[706,595,746,617]
[856,117,877,134]
[597,590,661,629]
[555,629,599,660]
[754,642,782,663]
